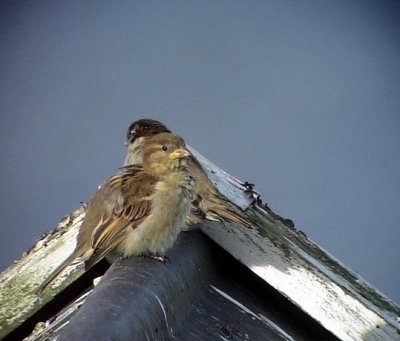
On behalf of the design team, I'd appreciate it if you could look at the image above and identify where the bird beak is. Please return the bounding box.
[170,147,191,159]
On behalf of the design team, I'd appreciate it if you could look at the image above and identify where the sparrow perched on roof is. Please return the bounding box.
[37,133,195,294]
[124,119,251,227]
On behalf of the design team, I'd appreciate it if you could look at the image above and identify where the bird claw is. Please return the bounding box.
[148,255,170,263]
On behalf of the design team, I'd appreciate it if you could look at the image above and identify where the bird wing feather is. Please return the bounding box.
[84,165,156,269]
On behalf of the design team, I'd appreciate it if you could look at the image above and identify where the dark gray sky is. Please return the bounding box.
[1,1,399,304]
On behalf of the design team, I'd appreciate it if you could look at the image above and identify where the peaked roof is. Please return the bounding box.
[0,147,399,340]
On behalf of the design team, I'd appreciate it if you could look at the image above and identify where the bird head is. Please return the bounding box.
[125,119,171,145]
[142,133,191,176]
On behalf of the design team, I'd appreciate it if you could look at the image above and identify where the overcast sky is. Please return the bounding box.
[0,1,399,304]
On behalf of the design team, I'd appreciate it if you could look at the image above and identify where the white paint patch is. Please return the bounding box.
[202,219,397,341]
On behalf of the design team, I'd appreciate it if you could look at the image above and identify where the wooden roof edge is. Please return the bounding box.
[0,148,399,340]
[191,148,400,340]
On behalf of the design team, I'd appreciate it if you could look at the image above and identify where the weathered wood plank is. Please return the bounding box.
[191,149,400,341]
[0,148,399,340]
[0,208,86,339]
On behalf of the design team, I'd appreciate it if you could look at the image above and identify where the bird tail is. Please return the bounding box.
[209,206,252,228]
[35,251,81,295]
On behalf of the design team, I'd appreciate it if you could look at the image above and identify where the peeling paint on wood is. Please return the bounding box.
[0,148,399,340]
[0,208,86,339]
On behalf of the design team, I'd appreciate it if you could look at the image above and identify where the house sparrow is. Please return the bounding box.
[37,133,195,294]
[124,119,251,227]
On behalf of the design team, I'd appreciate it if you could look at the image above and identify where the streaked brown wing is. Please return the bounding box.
[86,217,131,270]
[187,195,206,223]
[83,166,156,269]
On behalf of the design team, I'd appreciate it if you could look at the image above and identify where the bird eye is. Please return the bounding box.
[161,145,168,151]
